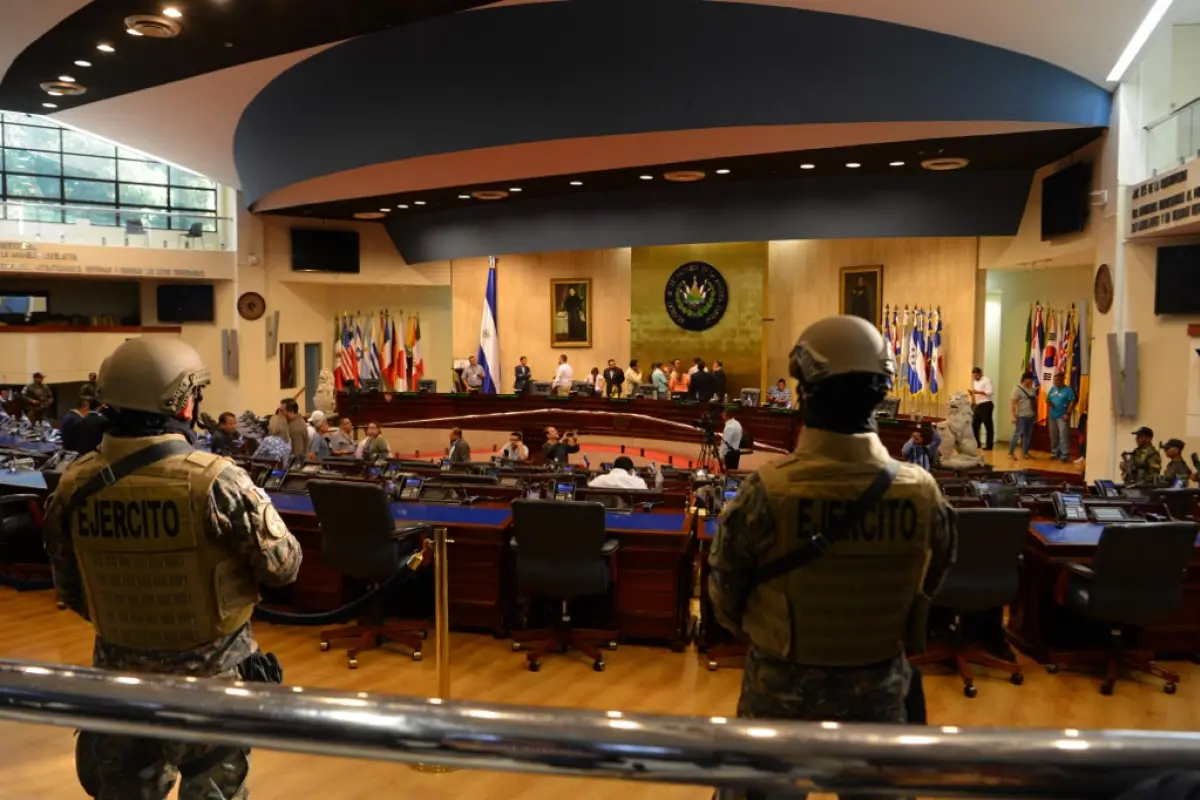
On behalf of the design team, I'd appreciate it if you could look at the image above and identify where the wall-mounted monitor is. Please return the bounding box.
[156,283,214,323]
[291,228,360,274]
[1154,244,1200,315]
[1041,162,1093,240]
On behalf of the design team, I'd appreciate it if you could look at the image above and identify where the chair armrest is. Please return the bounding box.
[0,494,41,510]
[601,539,619,556]
[1063,562,1096,581]
[1054,561,1095,606]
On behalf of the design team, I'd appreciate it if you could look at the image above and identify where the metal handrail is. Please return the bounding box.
[2,658,1199,798]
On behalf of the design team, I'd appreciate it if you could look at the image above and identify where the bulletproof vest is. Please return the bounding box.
[58,434,258,650]
[741,432,939,667]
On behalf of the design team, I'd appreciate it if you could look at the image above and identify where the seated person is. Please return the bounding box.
[329,417,357,456]
[254,414,294,463]
[209,411,240,456]
[588,456,648,490]
[501,431,529,461]
[60,396,107,454]
[766,378,791,408]
[901,428,942,471]
[356,421,391,460]
[307,416,333,461]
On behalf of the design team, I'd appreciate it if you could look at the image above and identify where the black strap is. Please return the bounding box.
[63,440,195,517]
[750,460,900,587]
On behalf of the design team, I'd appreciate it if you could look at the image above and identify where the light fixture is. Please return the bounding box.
[639,175,653,180]
[889,161,905,167]
[47,90,62,96]
[74,60,92,67]
[126,28,144,36]
[800,163,815,170]
[716,168,731,175]
[379,207,391,212]
[509,187,522,192]
[1107,0,1178,82]
[96,44,115,52]
[354,211,386,220]
[846,162,861,169]
[458,194,470,199]
[414,200,426,206]
[397,204,409,209]
[162,6,183,18]
[663,170,705,182]
[570,180,583,186]
[42,102,57,109]
[58,75,75,83]
[471,190,509,201]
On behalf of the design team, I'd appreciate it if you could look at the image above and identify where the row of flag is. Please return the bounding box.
[335,311,424,392]
[882,305,945,397]
[1023,302,1089,422]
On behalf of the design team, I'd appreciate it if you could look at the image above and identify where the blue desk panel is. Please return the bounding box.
[0,435,58,454]
[603,513,685,533]
[1032,520,1200,547]
[0,470,47,491]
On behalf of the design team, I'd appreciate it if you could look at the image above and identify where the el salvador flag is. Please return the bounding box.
[478,259,500,394]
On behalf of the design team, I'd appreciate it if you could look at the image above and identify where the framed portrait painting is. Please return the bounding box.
[839,265,883,328]
[551,278,592,347]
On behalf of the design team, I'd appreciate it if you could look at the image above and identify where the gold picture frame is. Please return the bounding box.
[551,278,592,348]
[839,265,883,328]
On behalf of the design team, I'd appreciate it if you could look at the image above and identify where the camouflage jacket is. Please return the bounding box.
[1126,445,1162,486]
[44,459,302,674]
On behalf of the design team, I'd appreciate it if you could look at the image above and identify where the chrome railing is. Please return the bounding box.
[2,657,1199,798]
[1146,96,1200,175]
[0,200,231,251]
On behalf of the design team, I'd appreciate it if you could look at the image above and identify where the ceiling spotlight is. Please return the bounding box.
[716,169,731,175]
[47,90,63,96]
[397,204,409,209]
[96,44,115,52]
[162,6,183,18]
[414,201,426,205]
[639,175,653,180]
[58,75,75,83]
[889,161,905,167]
[509,187,522,192]
[379,208,391,212]
[42,102,57,109]
[74,60,92,67]
[458,194,470,199]
[800,163,815,170]
[570,181,583,186]
[126,28,144,36]
[846,162,861,169]
[354,211,386,220]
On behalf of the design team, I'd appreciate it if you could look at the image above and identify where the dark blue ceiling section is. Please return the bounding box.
[234,0,1112,206]
[385,170,1035,262]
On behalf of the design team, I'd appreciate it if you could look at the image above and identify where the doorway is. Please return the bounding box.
[303,343,321,413]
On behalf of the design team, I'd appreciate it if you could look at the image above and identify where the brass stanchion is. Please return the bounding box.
[411,526,456,775]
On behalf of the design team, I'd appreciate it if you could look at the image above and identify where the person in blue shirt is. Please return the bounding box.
[901,428,942,471]
[1046,372,1077,463]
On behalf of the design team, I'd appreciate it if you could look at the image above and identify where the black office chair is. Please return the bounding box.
[0,493,53,589]
[509,499,619,672]
[910,508,1030,697]
[1151,488,1200,521]
[178,221,205,249]
[1049,522,1199,695]
[307,480,430,669]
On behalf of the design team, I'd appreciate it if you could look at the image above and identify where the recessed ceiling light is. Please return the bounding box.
[162,6,183,18]
[47,90,62,96]
[74,60,92,67]
[800,163,815,170]
[414,201,426,205]
[509,187,522,192]
[380,208,391,212]
[42,102,57,109]
[354,211,386,220]
[58,75,75,83]
[458,195,470,199]
[126,28,144,36]
[663,170,706,182]
[639,175,653,180]
[716,169,731,175]
[889,161,905,167]
[846,162,861,169]
[570,181,583,186]
[397,204,409,209]
[96,44,115,52]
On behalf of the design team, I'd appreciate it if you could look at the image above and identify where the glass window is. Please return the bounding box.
[4,200,62,222]
[175,214,218,233]
[117,146,151,161]
[117,159,167,184]
[65,207,118,227]
[63,153,116,180]
[63,129,116,158]
[169,187,216,210]
[169,166,214,189]
[4,148,61,175]
[118,183,167,206]
[6,174,61,199]
[65,179,116,203]
[3,123,60,151]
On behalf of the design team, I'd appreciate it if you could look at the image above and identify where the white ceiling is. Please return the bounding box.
[0,0,1159,195]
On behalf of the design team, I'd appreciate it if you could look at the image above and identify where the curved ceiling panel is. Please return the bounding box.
[234,0,1112,207]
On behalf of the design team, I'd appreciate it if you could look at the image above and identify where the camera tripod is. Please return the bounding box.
[696,438,720,473]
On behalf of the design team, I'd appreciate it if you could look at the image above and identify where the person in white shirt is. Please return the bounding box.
[306,410,326,442]
[624,359,643,394]
[501,431,529,461]
[968,366,995,451]
[553,354,574,396]
[718,407,744,471]
[588,456,648,489]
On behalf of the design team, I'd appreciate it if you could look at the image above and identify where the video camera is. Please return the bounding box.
[691,408,722,443]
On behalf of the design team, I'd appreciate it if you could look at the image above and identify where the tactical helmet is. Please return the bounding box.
[97,337,211,416]
[790,315,896,385]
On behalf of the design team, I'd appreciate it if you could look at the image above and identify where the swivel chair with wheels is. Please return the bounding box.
[509,499,619,672]
[307,480,430,669]
[909,508,1030,697]
[1049,522,1199,695]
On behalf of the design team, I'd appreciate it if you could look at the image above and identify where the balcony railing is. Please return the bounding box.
[0,200,231,251]
[1146,97,1200,175]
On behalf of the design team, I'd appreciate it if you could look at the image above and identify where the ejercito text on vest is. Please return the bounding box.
[795,497,919,542]
[75,498,182,539]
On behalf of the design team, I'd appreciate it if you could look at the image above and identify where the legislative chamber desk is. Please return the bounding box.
[268,492,695,650]
[337,391,930,457]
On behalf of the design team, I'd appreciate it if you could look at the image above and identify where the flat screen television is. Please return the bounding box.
[291,228,360,273]
[156,283,214,323]
[1041,162,1093,240]
[1154,244,1200,315]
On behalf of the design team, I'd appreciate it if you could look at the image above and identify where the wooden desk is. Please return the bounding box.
[1006,520,1200,661]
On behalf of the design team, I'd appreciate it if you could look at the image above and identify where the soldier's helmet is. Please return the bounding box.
[790,315,896,386]
[97,337,211,416]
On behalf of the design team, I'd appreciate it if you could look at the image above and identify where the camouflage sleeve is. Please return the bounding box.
[208,464,302,588]
[922,488,958,597]
[707,473,776,636]
[42,490,89,618]
[1148,449,1162,476]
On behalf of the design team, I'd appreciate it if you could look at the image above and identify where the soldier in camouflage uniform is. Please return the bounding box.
[1124,427,1162,486]
[43,337,302,800]
[709,316,957,800]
